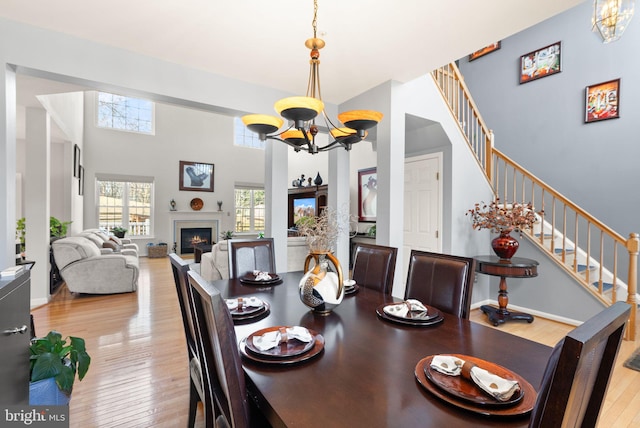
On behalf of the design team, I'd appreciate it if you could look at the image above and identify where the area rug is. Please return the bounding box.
[623,346,640,372]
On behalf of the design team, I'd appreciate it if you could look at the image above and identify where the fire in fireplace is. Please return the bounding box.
[180,227,213,254]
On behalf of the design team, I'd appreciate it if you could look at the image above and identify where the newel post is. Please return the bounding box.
[626,232,638,340]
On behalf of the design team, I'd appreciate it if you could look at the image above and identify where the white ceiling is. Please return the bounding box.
[4,0,585,108]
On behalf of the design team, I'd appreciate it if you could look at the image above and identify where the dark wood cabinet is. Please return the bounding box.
[288,185,328,229]
[0,270,31,404]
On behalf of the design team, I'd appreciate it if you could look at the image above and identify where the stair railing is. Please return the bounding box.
[432,62,637,340]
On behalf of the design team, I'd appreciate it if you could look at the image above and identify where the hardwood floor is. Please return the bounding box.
[31,257,640,427]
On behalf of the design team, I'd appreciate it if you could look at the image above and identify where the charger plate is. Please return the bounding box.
[414,355,537,417]
[245,326,316,359]
[239,330,324,365]
[376,304,443,327]
[239,273,282,285]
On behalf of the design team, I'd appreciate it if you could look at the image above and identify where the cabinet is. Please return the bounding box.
[288,185,328,229]
[0,270,31,404]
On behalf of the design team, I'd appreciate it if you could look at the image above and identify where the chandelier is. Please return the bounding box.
[241,0,383,154]
[592,0,635,43]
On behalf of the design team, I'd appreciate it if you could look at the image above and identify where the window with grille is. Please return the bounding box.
[97,176,154,237]
[234,117,265,149]
[234,186,265,233]
[97,92,154,134]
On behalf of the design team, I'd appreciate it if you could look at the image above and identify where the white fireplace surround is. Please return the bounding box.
[170,212,220,255]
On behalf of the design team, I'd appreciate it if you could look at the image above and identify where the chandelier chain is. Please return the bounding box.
[312,0,318,38]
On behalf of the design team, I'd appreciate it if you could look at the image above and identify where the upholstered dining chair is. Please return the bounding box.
[404,250,476,319]
[169,254,213,427]
[227,238,276,279]
[528,301,630,428]
[351,243,398,295]
[188,270,270,428]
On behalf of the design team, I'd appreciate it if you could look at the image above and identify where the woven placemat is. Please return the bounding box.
[623,347,640,372]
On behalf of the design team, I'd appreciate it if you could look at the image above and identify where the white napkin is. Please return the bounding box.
[225,296,263,311]
[383,299,428,318]
[252,326,313,351]
[430,355,520,402]
[252,270,272,281]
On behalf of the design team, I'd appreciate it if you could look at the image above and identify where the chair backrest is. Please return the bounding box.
[404,250,476,319]
[228,238,276,279]
[188,270,251,428]
[351,243,398,295]
[528,301,630,428]
[169,253,197,357]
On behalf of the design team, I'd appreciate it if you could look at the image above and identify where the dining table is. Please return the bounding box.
[212,271,553,428]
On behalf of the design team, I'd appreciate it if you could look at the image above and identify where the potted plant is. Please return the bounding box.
[16,217,26,257]
[220,230,235,240]
[50,217,72,238]
[29,330,91,405]
[467,198,540,260]
[110,226,128,238]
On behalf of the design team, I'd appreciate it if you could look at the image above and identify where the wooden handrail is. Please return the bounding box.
[431,63,637,340]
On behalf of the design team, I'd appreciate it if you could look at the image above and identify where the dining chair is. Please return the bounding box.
[188,270,270,428]
[528,301,630,428]
[169,254,213,427]
[404,250,476,319]
[227,238,276,279]
[351,243,398,295]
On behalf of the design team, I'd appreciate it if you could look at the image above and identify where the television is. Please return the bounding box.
[293,197,316,225]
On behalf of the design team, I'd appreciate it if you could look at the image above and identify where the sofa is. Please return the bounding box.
[200,240,229,281]
[51,236,139,294]
[79,229,139,256]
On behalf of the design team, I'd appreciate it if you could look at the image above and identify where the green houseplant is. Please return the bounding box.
[220,230,235,240]
[110,226,128,238]
[50,217,72,238]
[29,330,91,405]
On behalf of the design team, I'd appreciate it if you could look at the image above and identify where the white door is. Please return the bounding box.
[402,153,442,285]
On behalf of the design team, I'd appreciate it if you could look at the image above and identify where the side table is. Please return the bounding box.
[475,255,538,326]
[193,244,213,263]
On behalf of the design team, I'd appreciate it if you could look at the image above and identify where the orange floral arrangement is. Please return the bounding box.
[467,199,540,235]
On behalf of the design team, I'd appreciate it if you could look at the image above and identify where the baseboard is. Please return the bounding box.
[30,297,49,309]
[471,300,582,326]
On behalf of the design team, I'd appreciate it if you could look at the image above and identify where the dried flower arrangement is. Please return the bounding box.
[467,198,540,235]
[295,206,352,253]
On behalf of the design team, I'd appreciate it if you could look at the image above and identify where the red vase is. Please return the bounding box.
[491,231,519,260]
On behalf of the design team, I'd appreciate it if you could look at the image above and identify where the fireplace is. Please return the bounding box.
[180,227,213,254]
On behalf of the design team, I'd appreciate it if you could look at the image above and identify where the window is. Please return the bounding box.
[234,117,265,149]
[235,186,265,233]
[97,92,154,134]
[97,176,154,237]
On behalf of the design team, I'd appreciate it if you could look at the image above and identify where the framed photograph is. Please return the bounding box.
[519,41,562,84]
[73,144,81,178]
[585,78,620,123]
[469,42,501,61]
[78,165,84,196]
[358,167,377,222]
[179,160,214,192]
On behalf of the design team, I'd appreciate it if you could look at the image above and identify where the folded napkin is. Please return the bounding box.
[430,355,520,402]
[252,326,313,351]
[383,299,428,318]
[252,270,272,281]
[225,296,263,311]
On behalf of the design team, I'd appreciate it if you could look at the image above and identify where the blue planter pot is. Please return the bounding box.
[29,378,70,406]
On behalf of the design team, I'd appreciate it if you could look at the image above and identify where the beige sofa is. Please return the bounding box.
[52,236,139,294]
[79,229,139,256]
[200,240,229,281]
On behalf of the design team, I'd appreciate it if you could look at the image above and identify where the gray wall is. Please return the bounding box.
[459,1,640,240]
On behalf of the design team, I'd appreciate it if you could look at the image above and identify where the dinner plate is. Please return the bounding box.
[239,330,325,365]
[414,356,537,417]
[344,284,359,296]
[227,298,266,316]
[231,301,270,321]
[382,302,441,322]
[245,326,316,359]
[190,197,204,211]
[424,354,523,407]
[239,273,282,285]
[376,304,443,327]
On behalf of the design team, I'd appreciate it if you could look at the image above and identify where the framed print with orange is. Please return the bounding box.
[469,42,501,61]
[519,41,561,83]
[585,78,620,123]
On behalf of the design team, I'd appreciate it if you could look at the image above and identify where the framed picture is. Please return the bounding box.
[358,167,377,222]
[78,165,84,196]
[469,42,501,61]
[519,41,562,84]
[585,78,620,123]
[179,160,214,192]
[73,144,81,178]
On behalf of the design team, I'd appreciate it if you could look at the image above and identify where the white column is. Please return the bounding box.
[25,107,51,305]
[265,139,288,273]
[0,64,17,267]
[328,147,350,274]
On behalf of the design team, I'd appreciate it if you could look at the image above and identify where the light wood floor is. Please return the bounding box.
[31,257,640,428]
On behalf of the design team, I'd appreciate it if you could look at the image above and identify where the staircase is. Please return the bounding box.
[432,62,638,340]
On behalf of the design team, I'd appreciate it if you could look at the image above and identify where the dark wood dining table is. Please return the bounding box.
[212,271,553,428]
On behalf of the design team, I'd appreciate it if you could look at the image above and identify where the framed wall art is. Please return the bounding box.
[469,42,501,61]
[519,41,561,84]
[73,144,81,178]
[78,165,84,196]
[585,78,620,123]
[358,167,377,222]
[179,160,214,192]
